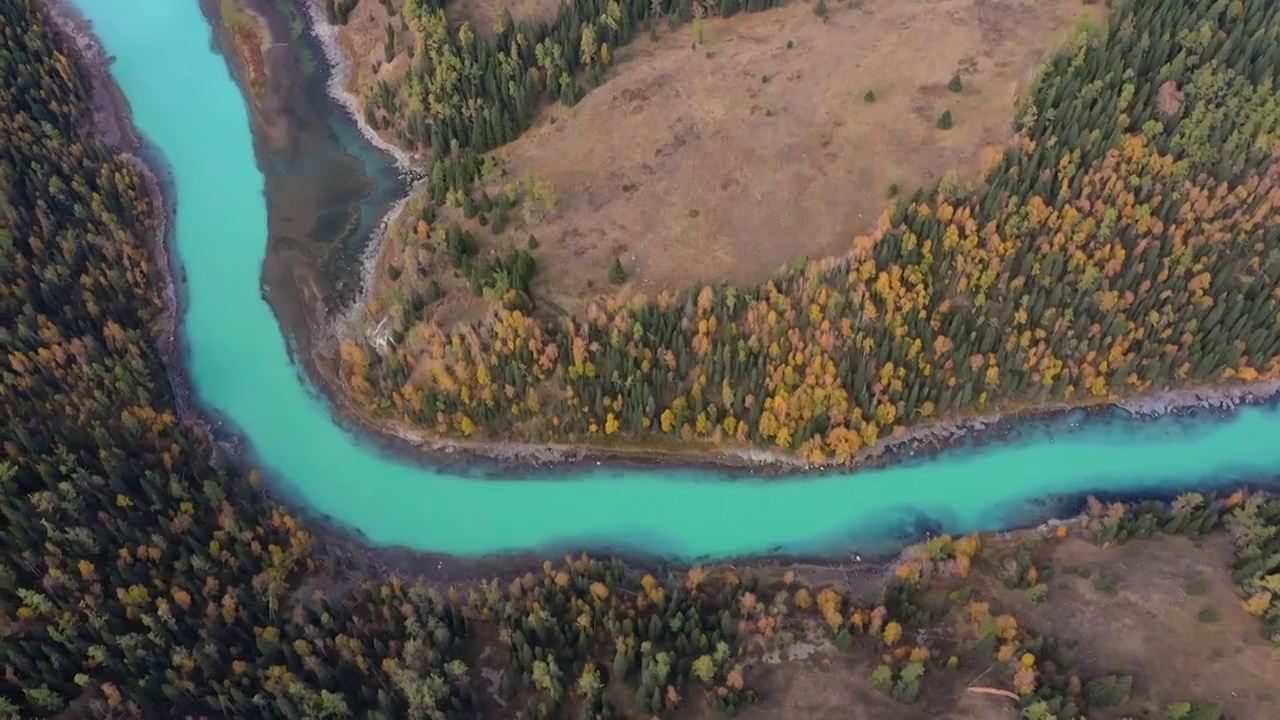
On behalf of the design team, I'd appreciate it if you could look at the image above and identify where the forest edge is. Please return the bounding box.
[40,0,214,449]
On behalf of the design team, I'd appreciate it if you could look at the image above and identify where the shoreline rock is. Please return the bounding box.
[326,176,427,344]
[297,0,427,341]
[1114,379,1280,418]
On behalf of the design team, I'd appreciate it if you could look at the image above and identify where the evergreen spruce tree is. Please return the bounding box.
[609,257,628,285]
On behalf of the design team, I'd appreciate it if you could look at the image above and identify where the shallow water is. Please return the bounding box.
[78,0,1280,561]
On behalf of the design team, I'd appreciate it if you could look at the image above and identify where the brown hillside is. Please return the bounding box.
[482,0,1101,303]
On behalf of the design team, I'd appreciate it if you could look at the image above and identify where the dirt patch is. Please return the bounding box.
[981,535,1280,720]
[445,0,562,35]
[463,0,1099,305]
[678,650,1018,720]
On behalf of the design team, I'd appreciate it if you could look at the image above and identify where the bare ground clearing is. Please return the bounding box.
[680,650,1019,720]
[979,535,1280,720]
[471,0,1101,305]
[723,534,1280,720]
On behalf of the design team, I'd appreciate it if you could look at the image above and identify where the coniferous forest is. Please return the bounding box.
[339,0,1280,464]
[5,0,1280,718]
[332,0,786,154]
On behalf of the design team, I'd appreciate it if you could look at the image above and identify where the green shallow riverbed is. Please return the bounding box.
[76,0,1280,560]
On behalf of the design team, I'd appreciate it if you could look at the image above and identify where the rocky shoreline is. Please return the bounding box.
[339,375,1280,480]
[40,0,1280,591]
[299,0,414,172]
[325,176,427,345]
[1114,379,1280,417]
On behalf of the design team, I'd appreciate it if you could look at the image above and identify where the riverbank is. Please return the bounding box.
[41,0,201,428]
[300,0,414,172]
[196,0,405,364]
[315,373,1280,482]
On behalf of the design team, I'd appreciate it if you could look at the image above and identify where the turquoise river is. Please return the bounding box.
[78,0,1280,561]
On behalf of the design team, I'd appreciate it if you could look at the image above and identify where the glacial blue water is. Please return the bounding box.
[75,0,1280,561]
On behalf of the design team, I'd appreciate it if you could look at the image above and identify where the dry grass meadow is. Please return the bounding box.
[486,0,1104,302]
[673,533,1278,720]
[358,0,1108,322]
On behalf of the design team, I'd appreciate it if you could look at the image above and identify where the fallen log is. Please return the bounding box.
[967,686,1020,702]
